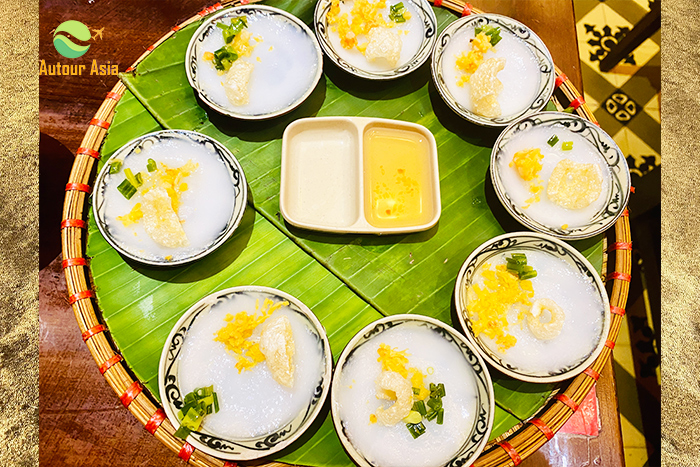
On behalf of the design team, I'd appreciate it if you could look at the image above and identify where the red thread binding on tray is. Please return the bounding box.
[529,418,554,440]
[555,393,579,412]
[606,242,632,252]
[81,324,107,342]
[62,257,87,269]
[147,44,155,51]
[99,355,123,374]
[622,209,629,217]
[498,441,521,466]
[568,95,585,110]
[61,219,87,229]
[89,118,111,130]
[76,147,100,159]
[172,25,181,32]
[461,2,473,16]
[68,290,94,304]
[106,91,122,102]
[610,305,626,316]
[125,66,135,72]
[630,186,636,193]
[145,408,166,434]
[120,381,142,407]
[223,462,238,467]
[584,368,600,381]
[554,73,568,88]
[179,442,195,462]
[606,272,631,282]
[434,0,443,7]
[65,183,92,194]
[605,339,615,350]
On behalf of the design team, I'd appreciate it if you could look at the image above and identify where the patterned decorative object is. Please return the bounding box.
[330,314,494,467]
[92,129,247,267]
[454,232,611,383]
[185,5,324,119]
[490,112,631,239]
[313,0,437,80]
[431,13,555,127]
[159,286,332,460]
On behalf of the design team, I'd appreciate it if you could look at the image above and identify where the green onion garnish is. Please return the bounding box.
[174,385,220,440]
[173,425,192,439]
[146,158,157,172]
[213,45,240,71]
[547,135,559,147]
[412,387,421,396]
[117,179,137,200]
[436,408,444,425]
[474,24,502,46]
[412,400,427,416]
[389,2,407,22]
[562,141,573,151]
[505,253,537,280]
[563,107,575,114]
[108,161,122,174]
[124,168,143,188]
[216,17,248,44]
[406,422,426,439]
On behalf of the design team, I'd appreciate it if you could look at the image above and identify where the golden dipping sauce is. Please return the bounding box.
[363,126,434,228]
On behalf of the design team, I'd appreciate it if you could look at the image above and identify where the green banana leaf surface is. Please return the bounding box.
[84,1,606,466]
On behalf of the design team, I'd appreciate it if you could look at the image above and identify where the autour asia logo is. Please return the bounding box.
[40,20,118,76]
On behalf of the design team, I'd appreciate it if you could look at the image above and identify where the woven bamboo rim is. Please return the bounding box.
[61,1,631,466]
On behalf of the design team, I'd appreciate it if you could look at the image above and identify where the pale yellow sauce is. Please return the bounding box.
[363,127,433,228]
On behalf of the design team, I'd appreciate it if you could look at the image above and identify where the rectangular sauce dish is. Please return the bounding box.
[280,117,441,234]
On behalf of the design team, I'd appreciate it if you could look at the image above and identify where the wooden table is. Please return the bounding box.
[39,1,624,466]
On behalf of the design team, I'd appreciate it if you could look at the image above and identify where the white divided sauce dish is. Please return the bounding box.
[280,117,441,234]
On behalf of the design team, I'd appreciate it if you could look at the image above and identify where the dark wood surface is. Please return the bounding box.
[39,1,623,466]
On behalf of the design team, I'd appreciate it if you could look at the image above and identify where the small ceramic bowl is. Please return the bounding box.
[490,111,631,239]
[431,13,555,127]
[92,130,247,267]
[186,5,323,120]
[159,286,333,461]
[314,0,437,80]
[331,314,494,467]
[454,232,611,383]
[280,116,441,234]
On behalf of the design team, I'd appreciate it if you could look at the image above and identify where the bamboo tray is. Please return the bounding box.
[61,1,632,466]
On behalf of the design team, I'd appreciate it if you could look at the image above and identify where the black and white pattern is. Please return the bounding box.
[431,13,555,127]
[490,111,631,239]
[331,315,495,467]
[185,5,323,120]
[314,0,437,80]
[453,232,611,383]
[157,286,332,461]
[92,129,247,267]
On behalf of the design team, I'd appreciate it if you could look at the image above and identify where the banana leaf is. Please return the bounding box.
[88,91,524,467]
[87,1,607,464]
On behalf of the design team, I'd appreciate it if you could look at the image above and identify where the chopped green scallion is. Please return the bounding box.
[412,387,421,396]
[412,400,427,416]
[389,2,407,22]
[406,422,426,439]
[562,141,573,151]
[436,408,444,425]
[547,135,559,147]
[108,160,122,174]
[474,24,502,46]
[146,158,157,172]
[117,179,137,200]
